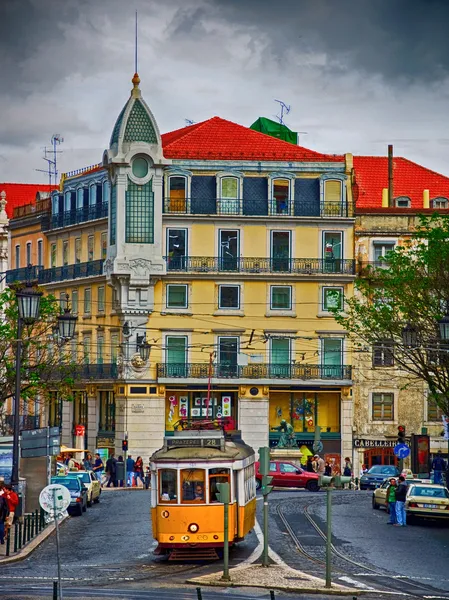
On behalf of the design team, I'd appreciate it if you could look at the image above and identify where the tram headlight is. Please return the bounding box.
[181,535,190,541]
[188,523,199,533]
[161,510,170,518]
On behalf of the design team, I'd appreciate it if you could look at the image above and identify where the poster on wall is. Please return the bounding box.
[0,445,13,483]
[179,396,188,418]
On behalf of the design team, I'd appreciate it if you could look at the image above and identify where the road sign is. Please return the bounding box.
[39,484,71,516]
[394,443,410,459]
[21,427,61,458]
[313,441,324,453]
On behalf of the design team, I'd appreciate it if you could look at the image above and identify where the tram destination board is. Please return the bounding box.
[166,437,224,450]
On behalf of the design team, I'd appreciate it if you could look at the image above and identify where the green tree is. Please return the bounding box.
[335,214,449,415]
[0,287,76,430]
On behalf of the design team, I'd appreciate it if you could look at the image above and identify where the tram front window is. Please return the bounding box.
[209,468,230,503]
[181,469,205,503]
[159,469,178,503]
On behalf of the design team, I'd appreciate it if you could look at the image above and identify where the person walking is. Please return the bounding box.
[92,453,105,485]
[106,453,118,488]
[126,455,135,487]
[0,493,9,545]
[324,462,332,476]
[306,456,315,473]
[385,478,397,524]
[133,456,145,487]
[314,455,325,475]
[343,457,352,477]
[116,456,125,488]
[394,475,408,526]
[3,485,18,539]
[431,451,447,485]
[83,453,93,471]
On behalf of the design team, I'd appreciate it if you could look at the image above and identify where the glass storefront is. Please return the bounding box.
[165,390,237,431]
[269,391,340,433]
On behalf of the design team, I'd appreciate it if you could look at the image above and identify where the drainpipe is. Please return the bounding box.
[388,145,394,207]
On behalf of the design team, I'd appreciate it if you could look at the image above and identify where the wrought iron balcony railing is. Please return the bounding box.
[157,363,352,380]
[72,363,118,380]
[13,199,51,219]
[6,260,104,286]
[163,198,354,218]
[164,256,355,275]
[43,202,108,231]
[2,415,41,435]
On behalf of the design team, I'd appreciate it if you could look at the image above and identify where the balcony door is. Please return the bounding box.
[167,229,187,270]
[166,336,187,377]
[321,338,343,378]
[270,337,291,378]
[168,176,187,213]
[219,177,239,215]
[271,231,291,272]
[218,337,239,377]
[219,230,239,272]
[323,232,342,273]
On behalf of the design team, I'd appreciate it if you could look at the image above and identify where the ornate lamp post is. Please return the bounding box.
[138,338,151,362]
[401,322,419,348]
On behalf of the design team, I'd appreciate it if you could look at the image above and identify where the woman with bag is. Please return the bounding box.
[133,456,145,487]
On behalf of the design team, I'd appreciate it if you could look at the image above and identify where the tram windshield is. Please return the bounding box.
[209,468,230,503]
[181,469,205,503]
[159,469,178,503]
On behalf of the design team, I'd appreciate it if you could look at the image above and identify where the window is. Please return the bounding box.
[132,157,149,178]
[48,391,62,428]
[166,336,187,377]
[89,185,97,206]
[219,230,239,271]
[167,229,187,270]
[218,285,240,309]
[372,392,394,421]
[271,179,290,215]
[373,341,394,367]
[111,333,119,364]
[97,336,104,364]
[15,245,20,269]
[110,185,116,245]
[82,336,91,364]
[88,235,94,261]
[62,240,69,266]
[427,395,444,422]
[52,195,59,215]
[395,196,411,208]
[73,391,88,427]
[322,287,343,312]
[75,238,81,264]
[37,240,43,266]
[373,242,395,266]
[219,177,239,214]
[51,244,56,268]
[76,188,83,210]
[159,469,178,503]
[125,180,154,244]
[26,242,31,266]
[323,232,342,273]
[71,290,78,315]
[84,288,91,314]
[64,191,71,212]
[271,231,291,272]
[432,197,449,209]
[218,336,239,377]
[101,232,107,260]
[321,338,343,378]
[181,469,205,503]
[168,176,187,212]
[97,286,105,312]
[102,181,109,204]
[70,336,78,361]
[209,468,230,503]
[270,338,291,377]
[166,284,188,309]
[324,180,342,204]
[270,286,292,310]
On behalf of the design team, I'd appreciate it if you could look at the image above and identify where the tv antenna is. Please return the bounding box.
[35,135,64,187]
[185,119,196,126]
[274,99,291,125]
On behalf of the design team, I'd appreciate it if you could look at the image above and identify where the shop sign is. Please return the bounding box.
[354,438,400,449]
[131,403,145,414]
[74,425,85,437]
[97,437,115,447]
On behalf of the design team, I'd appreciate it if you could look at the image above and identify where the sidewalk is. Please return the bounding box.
[0,515,67,564]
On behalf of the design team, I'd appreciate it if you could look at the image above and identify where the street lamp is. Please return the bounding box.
[138,338,151,362]
[402,322,419,347]
[57,294,78,340]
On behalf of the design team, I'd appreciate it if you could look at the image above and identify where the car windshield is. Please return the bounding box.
[51,478,80,491]
[410,486,449,499]
[368,466,397,475]
[72,473,90,484]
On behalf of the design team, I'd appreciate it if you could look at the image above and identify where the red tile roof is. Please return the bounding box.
[353,156,449,209]
[0,183,55,218]
[161,117,343,162]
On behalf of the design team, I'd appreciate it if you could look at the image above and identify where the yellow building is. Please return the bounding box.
[7,74,355,464]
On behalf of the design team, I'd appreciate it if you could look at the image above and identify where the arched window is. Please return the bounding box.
[52,194,59,215]
[271,178,290,215]
[89,184,97,206]
[219,177,239,214]
[323,180,343,215]
[168,176,187,213]
[76,188,84,210]
[64,191,71,212]
[102,180,109,204]
[395,196,411,208]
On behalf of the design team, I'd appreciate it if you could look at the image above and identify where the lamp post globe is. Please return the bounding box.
[57,311,78,340]
[16,287,42,324]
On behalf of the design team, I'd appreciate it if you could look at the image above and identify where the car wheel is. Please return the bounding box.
[406,514,415,525]
[255,478,262,491]
[77,504,83,516]
[82,500,87,512]
[94,494,100,504]
[87,494,92,507]
[372,497,379,510]
[306,480,319,492]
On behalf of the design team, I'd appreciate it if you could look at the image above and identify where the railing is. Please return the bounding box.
[6,260,104,285]
[12,199,51,219]
[3,510,48,558]
[43,202,108,231]
[72,363,118,380]
[1,415,40,436]
[164,256,355,275]
[163,198,354,218]
[157,363,352,380]
[63,162,103,179]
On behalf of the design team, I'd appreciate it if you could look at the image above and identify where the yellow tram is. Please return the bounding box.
[150,428,256,560]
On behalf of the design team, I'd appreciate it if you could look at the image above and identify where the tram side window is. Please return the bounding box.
[159,469,178,503]
[209,468,230,503]
[181,469,205,503]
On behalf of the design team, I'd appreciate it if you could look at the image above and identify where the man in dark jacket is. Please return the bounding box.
[0,495,9,544]
[106,453,118,488]
[394,476,408,526]
[431,451,447,485]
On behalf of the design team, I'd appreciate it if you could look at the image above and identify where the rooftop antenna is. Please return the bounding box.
[35,134,63,187]
[274,99,291,125]
[185,119,196,126]
[135,11,138,74]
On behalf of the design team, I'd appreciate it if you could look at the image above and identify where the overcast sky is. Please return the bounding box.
[1,0,449,183]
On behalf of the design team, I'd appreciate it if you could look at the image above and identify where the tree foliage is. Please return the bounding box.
[335,215,449,415]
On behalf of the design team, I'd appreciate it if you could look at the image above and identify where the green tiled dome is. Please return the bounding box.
[123,100,157,144]
[110,104,127,147]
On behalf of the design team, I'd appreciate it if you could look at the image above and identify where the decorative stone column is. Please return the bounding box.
[86,384,98,452]
[237,386,269,454]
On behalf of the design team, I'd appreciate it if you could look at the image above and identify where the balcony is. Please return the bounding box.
[2,415,41,435]
[165,256,355,275]
[43,202,108,231]
[157,363,352,381]
[71,363,118,380]
[6,260,104,286]
[12,199,51,219]
[163,198,354,218]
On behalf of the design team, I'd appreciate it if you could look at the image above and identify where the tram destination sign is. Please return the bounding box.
[166,436,224,450]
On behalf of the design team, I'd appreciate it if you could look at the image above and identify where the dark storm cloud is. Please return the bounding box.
[201,0,449,82]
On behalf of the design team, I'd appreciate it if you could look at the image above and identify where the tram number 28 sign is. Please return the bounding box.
[166,437,221,448]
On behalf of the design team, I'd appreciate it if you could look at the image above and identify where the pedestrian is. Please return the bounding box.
[431,451,447,485]
[83,452,93,471]
[116,455,125,487]
[126,454,135,487]
[343,457,352,477]
[314,455,325,475]
[133,456,145,487]
[0,493,9,545]
[306,456,315,473]
[324,462,332,476]
[106,452,118,488]
[3,485,18,538]
[144,464,151,489]
[394,475,408,527]
[67,454,78,471]
[359,463,368,478]
[92,452,105,484]
[385,478,397,524]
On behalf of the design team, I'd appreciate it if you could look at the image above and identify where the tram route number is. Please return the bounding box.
[166,437,221,448]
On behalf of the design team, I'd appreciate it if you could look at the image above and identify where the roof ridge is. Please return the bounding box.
[162,118,216,148]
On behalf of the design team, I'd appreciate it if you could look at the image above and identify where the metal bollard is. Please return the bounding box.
[6,530,10,556]
[22,518,27,546]
[270,591,276,599]
[18,522,22,549]
[196,587,203,600]
[31,512,35,538]
[13,523,18,553]
[27,514,31,542]
[53,580,58,600]
[35,509,39,535]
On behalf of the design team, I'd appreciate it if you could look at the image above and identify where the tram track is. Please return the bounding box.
[275,497,449,598]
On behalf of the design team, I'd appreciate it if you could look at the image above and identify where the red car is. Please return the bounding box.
[255,460,320,492]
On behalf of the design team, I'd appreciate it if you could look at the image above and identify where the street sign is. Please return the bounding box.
[394,443,410,459]
[39,484,71,516]
[20,427,61,458]
[313,441,324,453]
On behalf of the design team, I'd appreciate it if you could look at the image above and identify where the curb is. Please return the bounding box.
[185,579,365,596]
[101,487,150,491]
[0,514,68,565]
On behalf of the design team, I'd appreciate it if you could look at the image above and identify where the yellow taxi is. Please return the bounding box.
[406,484,449,523]
[65,471,101,506]
[372,477,427,510]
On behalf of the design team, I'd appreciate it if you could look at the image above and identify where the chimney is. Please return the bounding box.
[388,145,394,207]
[382,188,389,208]
[423,189,430,209]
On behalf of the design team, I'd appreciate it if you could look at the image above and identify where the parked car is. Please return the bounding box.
[406,484,449,523]
[64,471,101,506]
[50,476,88,516]
[255,460,320,492]
[372,477,428,509]
[359,465,400,490]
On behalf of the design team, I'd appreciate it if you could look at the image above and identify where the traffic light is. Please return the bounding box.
[258,446,271,476]
[122,439,128,452]
[216,482,230,504]
[397,425,406,443]
[261,475,273,495]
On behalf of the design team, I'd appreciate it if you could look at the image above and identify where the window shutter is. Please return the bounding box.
[324,180,341,203]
